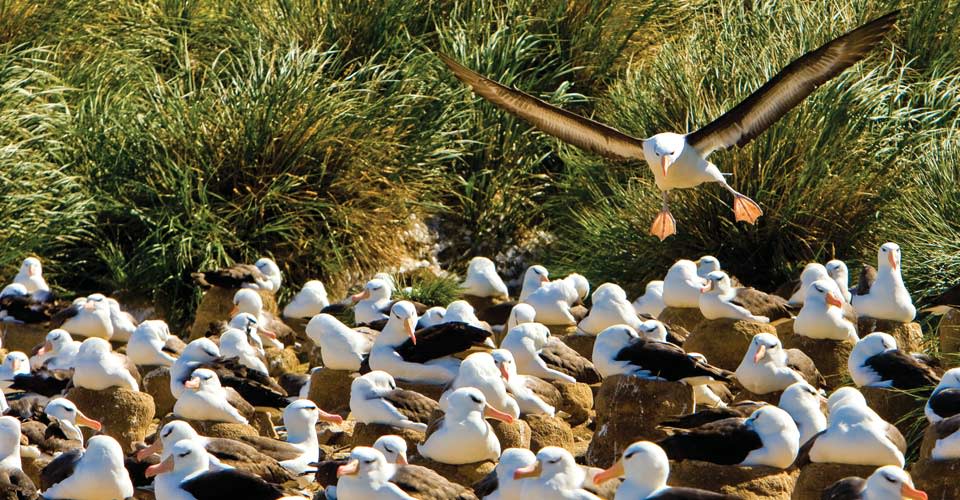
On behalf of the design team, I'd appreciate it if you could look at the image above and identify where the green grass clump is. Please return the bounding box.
[393,273,464,308]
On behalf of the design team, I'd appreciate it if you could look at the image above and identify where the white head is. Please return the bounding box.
[507,303,537,330]
[352,370,397,397]
[134,320,171,343]
[84,435,127,470]
[82,293,110,313]
[827,386,867,413]
[645,133,685,177]
[800,263,830,285]
[697,256,721,278]
[745,333,785,366]
[701,270,733,295]
[419,307,446,326]
[592,283,627,304]
[41,329,73,355]
[564,273,590,302]
[512,446,578,482]
[305,313,352,339]
[667,259,700,280]
[506,322,551,350]
[645,280,664,295]
[637,320,668,342]
[878,242,902,272]
[352,278,391,303]
[146,439,209,478]
[491,349,518,381]
[302,280,327,295]
[148,420,200,460]
[825,260,848,282]
[386,301,418,344]
[336,446,389,483]
[936,368,960,392]
[444,387,514,424]
[444,300,478,323]
[229,311,276,341]
[373,435,408,465]
[2,352,29,375]
[855,332,898,358]
[181,338,220,363]
[219,329,252,357]
[184,368,222,392]
[283,399,342,432]
[806,280,845,309]
[77,337,112,359]
[232,289,263,316]
[495,448,536,485]
[254,258,282,289]
[746,405,799,442]
[596,324,639,351]
[865,466,926,500]
[522,266,550,295]
[18,257,43,278]
[780,381,825,409]
[45,398,102,438]
[594,441,669,492]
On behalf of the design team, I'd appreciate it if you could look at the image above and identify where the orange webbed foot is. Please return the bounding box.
[649,210,677,241]
[733,195,763,224]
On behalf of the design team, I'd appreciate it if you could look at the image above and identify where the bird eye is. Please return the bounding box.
[65,408,75,413]
[179,451,191,457]
[163,428,173,437]
[470,396,482,404]
[884,475,895,483]
[383,446,394,453]
[549,458,560,464]
[365,459,375,464]
[624,451,636,459]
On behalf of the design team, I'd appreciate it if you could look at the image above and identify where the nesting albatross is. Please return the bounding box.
[439,12,899,240]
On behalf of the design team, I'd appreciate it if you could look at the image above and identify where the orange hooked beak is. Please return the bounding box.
[10,358,22,372]
[660,155,672,177]
[700,281,713,293]
[499,364,510,382]
[136,439,164,462]
[27,266,38,277]
[83,300,96,311]
[229,305,239,316]
[319,409,343,424]
[76,411,102,431]
[513,460,542,480]
[259,328,277,339]
[184,377,201,390]
[145,455,174,478]
[395,453,408,465]
[38,340,54,356]
[888,251,898,271]
[825,292,844,308]
[753,344,767,364]
[539,275,549,284]
[351,289,370,303]
[337,459,359,477]
[405,317,417,345]
[901,484,928,500]
[483,404,514,424]
[594,459,625,485]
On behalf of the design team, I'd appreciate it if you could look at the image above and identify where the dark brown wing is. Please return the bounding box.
[820,476,867,500]
[785,349,825,388]
[235,435,304,462]
[522,376,563,408]
[539,338,601,384]
[885,422,907,453]
[657,417,762,465]
[687,11,899,156]
[651,488,741,500]
[929,388,960,420]
[394,322,491,363]
[49,301,82,328]
[659,401,765,429]
[205,438,295,484]
[439,53,646,161]
[472,468,498,499]
[792,429,827,468]
[477,301,517,326]
[40,448,82,490]
[855,264,877,296]
[0,465,37,499]
[382,389,439,423]
[932,413,960,440]
[391,464,478,500]
[924,282,960,311]
[614,338,732,383]
[422,416,445,442]
[191,264,265,289]
[863,351,940,390]
[180,469,284,500]
[731,288,793,321]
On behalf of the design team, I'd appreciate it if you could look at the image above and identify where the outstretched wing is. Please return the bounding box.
[687,11,898,156]
[439,53,646,161]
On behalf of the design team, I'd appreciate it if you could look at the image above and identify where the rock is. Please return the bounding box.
[779,330,853,389]
[861,386,924,437]
[285,316,310,341]
[66,386,155,452]
[558,334,596,360]
[319,419,355,447]
[525,414,574,452]
[1,322,47,353]
[733,386,783,405]
[21,456,48,491]
[250,410,278,438]
[352,422,425,451]
[792,463,878,500]
[189,287,277,341]
[909,458,960,499]
[461,294,509,318]
[306,368,358,416]
[683,318,777,372]
[939,309,960,357]
[398,380,447,402]
[547,324,578,337]
[586,376,693,467]
[554,381,593,426]
[490,418,531,450]
[669,460,798,500]
[658,307,705,332]
[157,413,259,440]
[857,318,923,352]
[265,346,304,377]
[142,367,176,417]
[408,456,496,487]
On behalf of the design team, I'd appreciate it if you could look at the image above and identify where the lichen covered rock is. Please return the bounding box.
[554,381,594,426]
[658,307,705,332]
[683,318,777,372]
[189,287,277,341]
[857,318,923,352]
[909,458,960,499]
[793,463,878,500]
[669,460,798,500]
[142,367,176,417]
[525,414,574,452]
[306,367,357,416]
[586,375,693,467]
[352,422,425,452]
[779,330,852,389]
[66,386,155,452]
[861,386,924,437]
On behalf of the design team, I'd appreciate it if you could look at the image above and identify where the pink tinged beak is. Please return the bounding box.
[319,409,343,424]
[76,412,102,431]
[483,404,514,424]
[539,276,549,284]
[83,301,96,311]
[136,439,163,462]
[259,328,277,339]
[350,290,370,303]
[594,459,624,485]
[38,341,54,356]
[229,305,239,316]
[145,455,174,478]
[28,267,38,277]
[395,454,408,465]
[660,155,671,177]
[513,461,542,480]
[337,459,359,477]
[888,252,898,271]
[825,292,844,308]
[753,344,767,364]
[11,359,21,372]
[405,318,417,345]
[901,484,927,500]
[499,365,510,382]
[184,377,201,390]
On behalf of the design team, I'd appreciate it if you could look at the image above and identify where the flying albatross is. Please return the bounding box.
[439,11,898,240]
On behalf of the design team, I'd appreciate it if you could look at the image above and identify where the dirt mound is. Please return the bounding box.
[669,459,798,500]
[684,318,776,371]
